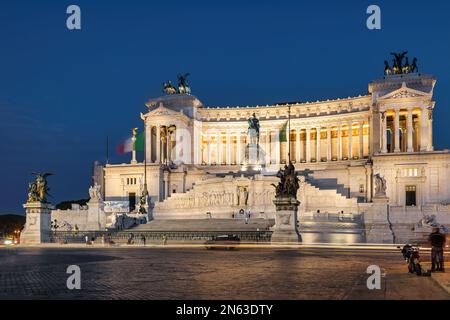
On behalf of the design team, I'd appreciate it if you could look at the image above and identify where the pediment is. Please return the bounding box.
[378,82,431,101]
[148,103,180,116]
[141,102,191,125]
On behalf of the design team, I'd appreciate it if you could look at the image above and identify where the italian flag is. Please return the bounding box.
[116,131,144,154]
[279,120,288,142]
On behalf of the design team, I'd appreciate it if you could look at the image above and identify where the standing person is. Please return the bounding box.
[141,234,146,246]
[162,234,168,246]
[429,227,446,272]
[85,235,89,245]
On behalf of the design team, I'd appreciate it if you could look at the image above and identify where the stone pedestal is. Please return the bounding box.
[364,196,395,243]
[20,202,53,244]
[271,197,301,243]
[241,143,262,172]
[86,200,105,230]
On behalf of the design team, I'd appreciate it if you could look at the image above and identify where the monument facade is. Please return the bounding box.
[53,53,450,243]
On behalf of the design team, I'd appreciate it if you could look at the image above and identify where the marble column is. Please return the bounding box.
[338,124,342,160]
[131,135,137,164]
[316,127,321,162]
[206,133,211,165]
[295,128,301,163]
[407,108,414,153]
[394,109,400,152]
[217,131,222,165]
[265,130,271,165]
[275,131,281,164]
[347,122,353,159]
[173,126,178,162]
[381,112,387,153]
[420,107,428,152]
[359,122,364,159]
[326,126,331,161]
[237,132,242,165]
[285,129,290,162]
[166,127,170,162]
[166,127,171,163]
[226,131,231,165]
[306,128,311,162]
[145,124,152,163]
[156,125,161,163]
[427,107,434,151]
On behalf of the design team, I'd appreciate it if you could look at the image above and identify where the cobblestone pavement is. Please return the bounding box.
[0,247,448,300]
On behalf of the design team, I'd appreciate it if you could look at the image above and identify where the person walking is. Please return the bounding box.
[128,233,134,245]
[85,235,89,245]
[429,227,446,272]
[162,234,168,246]
[141,234,146,246]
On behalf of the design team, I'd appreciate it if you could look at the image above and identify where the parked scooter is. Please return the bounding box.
[399,244,422,276]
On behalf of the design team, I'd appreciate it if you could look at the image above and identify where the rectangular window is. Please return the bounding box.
[405,185,416,206]
[129,192,136,211]
[403,168,418,177]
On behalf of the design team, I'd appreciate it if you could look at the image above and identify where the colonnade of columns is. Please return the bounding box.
[380,106,433,153]
[200,120,369,165]
[145,124,178,164]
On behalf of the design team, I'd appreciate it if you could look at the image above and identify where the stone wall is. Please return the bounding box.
[51,202,109,231]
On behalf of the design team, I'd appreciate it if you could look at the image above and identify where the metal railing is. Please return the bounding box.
[49,230,273,244]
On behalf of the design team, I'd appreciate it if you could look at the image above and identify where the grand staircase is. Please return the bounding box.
[148,171,363,243]
[305,176,351,199]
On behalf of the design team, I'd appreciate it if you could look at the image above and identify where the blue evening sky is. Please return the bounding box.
[1,0,449,213]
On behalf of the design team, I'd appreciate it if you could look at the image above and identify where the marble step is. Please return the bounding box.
[132,218,275,232]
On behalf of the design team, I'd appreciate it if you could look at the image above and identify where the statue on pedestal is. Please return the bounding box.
[247,113,260,144]
[22,173,54,244]
[138,187,149,214]
[272,161,299,200]
[88,183,102,202]
[383,51,419,76]
[384,61,392,75]
[271,161,301,242]
[163,81,177,95]
[242,113,263,170]
[177,73,191,94]
[410,57,418,73]
[27,173,53,203]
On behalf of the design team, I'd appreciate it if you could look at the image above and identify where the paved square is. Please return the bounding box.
[0,247,448,300]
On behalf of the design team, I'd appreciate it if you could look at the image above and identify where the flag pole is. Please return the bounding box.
[144,126,148,216]
[144,130,147,193]
[288,105,291,163]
